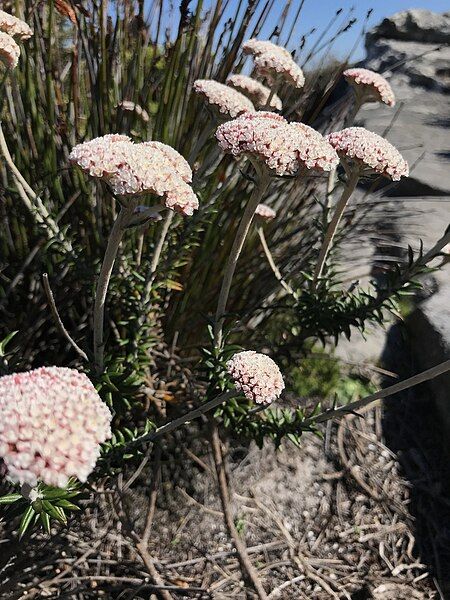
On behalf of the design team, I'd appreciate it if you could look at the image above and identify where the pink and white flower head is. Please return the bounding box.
[117,100,150,123]
[344,68,395,107]
[69,135,199,216]
[216,112,339,176]
[226,74,282,110]
[0,10,32,40]
[0,367,112,488]
[243,39,305,89]
[226,351,284,405]
[255,203,277,221]
[326,127,409,181]
[193,79,254,119]
[0,31,20,69]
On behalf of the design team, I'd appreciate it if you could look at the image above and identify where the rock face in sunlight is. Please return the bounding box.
[361,9,450,200]
[357,8,450,266]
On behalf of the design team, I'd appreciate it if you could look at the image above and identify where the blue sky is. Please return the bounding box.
[208,0,449,64]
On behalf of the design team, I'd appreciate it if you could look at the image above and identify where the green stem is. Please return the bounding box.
[93,204,133,374]
[312,170,359,288]
[214,168,271,346]
[258,226,294,295]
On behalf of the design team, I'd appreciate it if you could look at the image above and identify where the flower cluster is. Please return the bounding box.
[0,31,19,68]
[0,9,32,40]
[226,351,285,405]
[255,203,277,221]
[216,112,339,175]
[69,135,198,216]
[117,100,150,123]
[243,39,305,89]
[0,367,112,488]
[193,79,254,118]
[226,74,282,110]
[344,68,395,107]
[327,127,409,181]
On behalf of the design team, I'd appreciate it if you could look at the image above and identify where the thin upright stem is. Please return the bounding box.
[312,170,359,288]
[257,226,294,295]
[214,169,271,346]
[93,204,133,374]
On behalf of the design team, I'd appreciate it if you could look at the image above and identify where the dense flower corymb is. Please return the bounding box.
[344,68,395,107]
[227,351,285,405]
[0,31,20,68]
[255,203,277,220]
[226,74,282,110]
[327,127,409,181]
[193,79,254,118]
[243,39,305,89]
[0,10,32,40]
[216,112,339,175]
[0,367,112,488]
[69,135,199,216]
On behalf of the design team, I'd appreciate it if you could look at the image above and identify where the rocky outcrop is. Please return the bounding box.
[368,9,450,45]
[359,9,450,215]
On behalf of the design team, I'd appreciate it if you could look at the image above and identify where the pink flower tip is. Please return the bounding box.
[0,367,112,488]
[326,127,408,181]
[255,203,277,220]
[216,112,339,175]
[343,68,395,107]
[69,135,198,216]
[226,351,285,405]
[193,79,254,118]
[243,39,305,89]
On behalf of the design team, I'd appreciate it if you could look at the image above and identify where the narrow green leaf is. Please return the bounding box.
[19,506,35,539]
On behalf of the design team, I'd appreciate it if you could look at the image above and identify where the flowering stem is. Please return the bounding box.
[257,226,294,295]
[312,169,359,288]
[214,168,271,346]
[93,204,134,374]
[122,391,236,451]
[263,78,280,111]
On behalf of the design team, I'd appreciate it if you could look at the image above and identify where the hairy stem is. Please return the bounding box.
[210,422,269,599]
[214,169,271,346]
[312,170,359,288]
[93,204,133,374]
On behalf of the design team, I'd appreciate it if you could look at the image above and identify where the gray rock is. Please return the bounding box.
[368,9,450,44]
[359,9,450,200]
[365,38,450,92]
